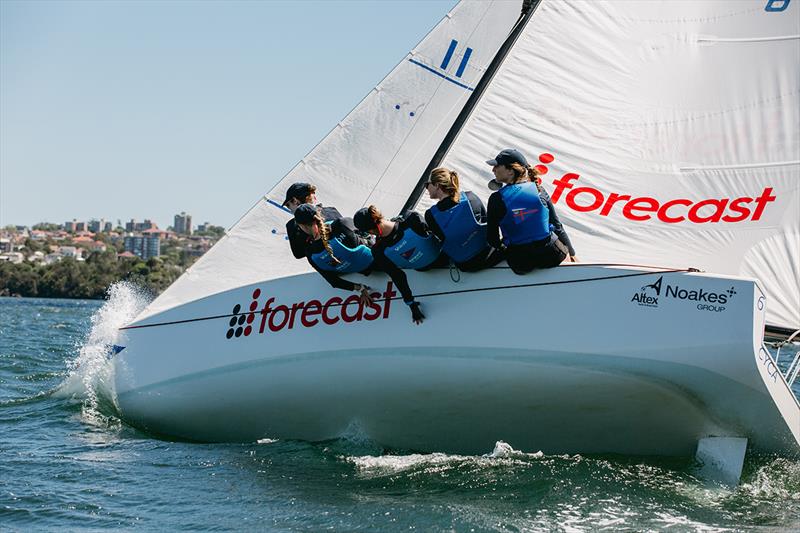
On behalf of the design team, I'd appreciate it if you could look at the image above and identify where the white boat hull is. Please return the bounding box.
[113,265,800,455]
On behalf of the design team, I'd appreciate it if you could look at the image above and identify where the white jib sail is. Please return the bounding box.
[436,0,799,330]
[135,0,522,322]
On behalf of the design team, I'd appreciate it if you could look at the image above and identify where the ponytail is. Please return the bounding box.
[367,205,383,227]
[366,205,385,237]
[508,162,542,192]
[428,167,460,202]
[316,212,341,265]
[448,169,461,202]
[526,165,543,194]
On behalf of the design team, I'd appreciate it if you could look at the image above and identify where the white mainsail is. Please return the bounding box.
[436,0,799,330]
[136,0,522,321]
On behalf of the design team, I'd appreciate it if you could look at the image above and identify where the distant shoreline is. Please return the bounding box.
[0,293,105,302]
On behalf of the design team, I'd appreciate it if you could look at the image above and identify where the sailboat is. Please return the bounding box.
[112,0,799,481]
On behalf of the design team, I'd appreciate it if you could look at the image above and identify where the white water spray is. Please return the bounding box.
[55,282,150,426]
[346,441,544,476]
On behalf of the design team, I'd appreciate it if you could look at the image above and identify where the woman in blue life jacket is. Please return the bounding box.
[353,205,444,272]
[485,149,577,274]
[281,182,341,259]
[294,204,425,324]
[423,167,503,272]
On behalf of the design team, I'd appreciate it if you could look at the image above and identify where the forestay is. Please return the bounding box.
[135,1,522,322]
[433,0,799,330]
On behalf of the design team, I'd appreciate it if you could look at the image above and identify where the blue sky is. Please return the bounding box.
[0,0,456,229]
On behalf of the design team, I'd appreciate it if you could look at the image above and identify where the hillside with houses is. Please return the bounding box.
[0,214,225,300]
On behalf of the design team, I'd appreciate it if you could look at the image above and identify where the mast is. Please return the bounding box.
[399,0,541,215]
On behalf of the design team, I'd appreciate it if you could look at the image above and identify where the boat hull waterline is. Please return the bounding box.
[113,265,799,456]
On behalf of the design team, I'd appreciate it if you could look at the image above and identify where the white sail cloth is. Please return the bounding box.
[136,0,799,331]
[135,1,522,321]
[437,0,799,329]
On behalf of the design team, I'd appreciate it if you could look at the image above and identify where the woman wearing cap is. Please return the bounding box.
[294,204,426,324]
[353,206,444,272]
[282,182,341,259]
[423,167,502,272]
[486,148,577,274]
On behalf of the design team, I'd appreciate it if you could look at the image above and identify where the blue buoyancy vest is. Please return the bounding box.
[382,227,441,270]
[309,224,373,273]
[498,182,551,246]
[429,192,488,262]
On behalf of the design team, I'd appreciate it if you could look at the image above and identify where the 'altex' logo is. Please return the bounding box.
[631,276,737,310]
[632,277,662,307]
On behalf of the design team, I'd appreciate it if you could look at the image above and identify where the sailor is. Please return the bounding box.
[486,149,577,274]
[294,204,425,324]
[424,167,503,272]
[353,205,443,271]
[282,182,342,259]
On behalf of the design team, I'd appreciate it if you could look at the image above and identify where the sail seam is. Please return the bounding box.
[697,35,800,43]
[407,59,476,90]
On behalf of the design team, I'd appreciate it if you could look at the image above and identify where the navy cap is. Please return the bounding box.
[293,203,318,225]
[486,148,528,167]
[352,208,375,232]
[282,182,313,206]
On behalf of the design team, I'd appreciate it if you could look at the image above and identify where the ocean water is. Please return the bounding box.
[1,288,799,532]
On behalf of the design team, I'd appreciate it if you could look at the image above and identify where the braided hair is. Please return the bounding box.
[315,210,341,265]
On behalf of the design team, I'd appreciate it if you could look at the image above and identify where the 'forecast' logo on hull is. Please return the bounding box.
[225,281,397,339]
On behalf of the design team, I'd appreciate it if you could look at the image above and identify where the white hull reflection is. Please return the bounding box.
[113,264,799,456]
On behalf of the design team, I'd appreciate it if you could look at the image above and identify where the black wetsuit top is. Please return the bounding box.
[303,217,416,303]
[286,205,342,259]
[487,186,576,256]
[371,212,430,256]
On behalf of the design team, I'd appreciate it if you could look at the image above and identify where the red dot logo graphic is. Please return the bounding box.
[534,153,555,175]
[226,289,263,339]
[243,288,261,336]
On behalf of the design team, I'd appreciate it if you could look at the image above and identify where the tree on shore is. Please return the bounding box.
[0,250,193,300]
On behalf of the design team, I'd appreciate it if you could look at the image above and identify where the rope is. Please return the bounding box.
[449,261,461,283]
[768,328,800,350]
[770,329,800,373]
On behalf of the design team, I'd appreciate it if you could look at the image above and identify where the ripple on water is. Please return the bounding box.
[1,293,799,531]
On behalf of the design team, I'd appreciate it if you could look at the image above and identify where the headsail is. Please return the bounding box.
[431,0,799,330]
[134,0,522,321]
